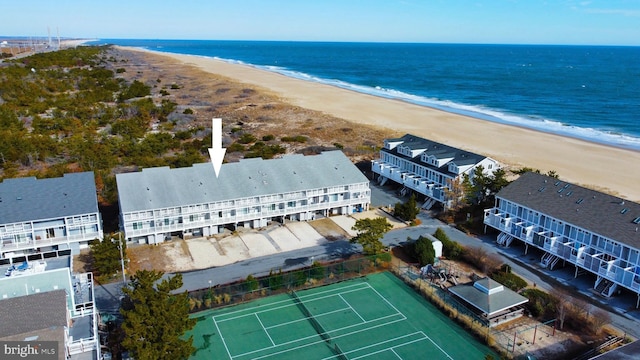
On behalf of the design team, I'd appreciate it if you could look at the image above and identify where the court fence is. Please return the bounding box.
[186,253,393,312]
[186,254,524,358]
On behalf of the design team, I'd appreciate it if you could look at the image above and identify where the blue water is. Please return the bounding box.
[93,40,640,151]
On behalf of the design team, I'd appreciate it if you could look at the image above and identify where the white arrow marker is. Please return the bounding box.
[207,118,226,178]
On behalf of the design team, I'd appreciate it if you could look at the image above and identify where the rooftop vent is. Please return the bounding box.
[621,208,629,214]
[633,217,640,224]
[576,198,584,204]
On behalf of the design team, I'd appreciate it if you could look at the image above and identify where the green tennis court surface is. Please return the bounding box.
[189,272,496,359]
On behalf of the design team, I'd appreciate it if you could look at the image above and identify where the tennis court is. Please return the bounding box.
[189,272,496,359]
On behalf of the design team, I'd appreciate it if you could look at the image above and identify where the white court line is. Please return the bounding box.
[237,312,407,359]
[245,317,408,360]
[366,283,404,317]
[339,293,365,323]
[227,280,408,359]
[265,306,351,330]
[255,313,275,347]
[212,316,233,360]
[331,332,425,360]
[390,348,402,359]
[215,282,370,323]
[345,331,454,360]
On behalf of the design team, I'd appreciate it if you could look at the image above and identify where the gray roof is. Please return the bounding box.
[116,151,369,213]
[383,134,488,176]
[449,278,528,316]
[0,289,67,338]
[495,172,640,248]
[0,172,99,224]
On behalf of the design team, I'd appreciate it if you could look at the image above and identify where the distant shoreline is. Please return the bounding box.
[121,46,640,202]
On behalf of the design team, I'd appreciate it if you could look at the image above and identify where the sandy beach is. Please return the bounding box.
[130,48,640,202]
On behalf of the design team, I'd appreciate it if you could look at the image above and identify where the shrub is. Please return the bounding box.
[262,134,275,141]
[183,108,193,115]
[522,288,556,319]
[116,68,126,73]
[490,270,528,292]
[310,262,325,280]
[281,135,308,143]
[170,83,180,89]
[414,236,436,266]
[246,275,259,292]
[227,143,245,152]
[433,228,464,260]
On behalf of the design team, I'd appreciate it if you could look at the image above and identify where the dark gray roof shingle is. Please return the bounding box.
[496,172,640,247]
[0,289,67,338]
[382,134,487,176]
[0,172,99,224]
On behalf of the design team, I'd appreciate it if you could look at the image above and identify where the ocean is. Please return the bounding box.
[93,40,640,151]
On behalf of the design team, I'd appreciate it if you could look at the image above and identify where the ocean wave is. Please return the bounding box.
[164,52,640,151]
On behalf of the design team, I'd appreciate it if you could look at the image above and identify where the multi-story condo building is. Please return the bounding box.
[0,172,103,264]
[116,151,371,244]
[0,267,100,359]
[483,172,640,306]
[371,134,500,209]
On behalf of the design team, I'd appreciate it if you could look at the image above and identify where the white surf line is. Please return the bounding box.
[341,332,429,360]
[212,316,233,360]
[338,293,365,323]
[255,313,275,347]
[236,316,408,359]
[216,282,370,322]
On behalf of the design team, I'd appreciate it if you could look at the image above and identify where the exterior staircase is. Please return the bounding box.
[422,198,436,210]
[497,232,514,247]
[541,253,560,270]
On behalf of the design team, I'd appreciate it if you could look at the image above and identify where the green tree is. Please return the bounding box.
[393,193,419,221]
[89,234,126,280]
[414,236,436,266]
[433,228,464,260]
[350,217,392,255]
[121,270,196,360]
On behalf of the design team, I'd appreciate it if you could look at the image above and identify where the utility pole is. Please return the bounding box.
[119,232,126,285]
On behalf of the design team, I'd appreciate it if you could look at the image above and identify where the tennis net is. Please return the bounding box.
[291,290,331,343]
[334,343,349,360]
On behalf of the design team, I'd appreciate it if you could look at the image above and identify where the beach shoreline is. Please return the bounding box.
[122,46,640,202]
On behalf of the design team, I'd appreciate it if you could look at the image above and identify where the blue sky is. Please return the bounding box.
[4,0,640,45]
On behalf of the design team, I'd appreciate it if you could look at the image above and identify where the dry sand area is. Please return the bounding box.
[139,48,640,202]
[153,210,404,272]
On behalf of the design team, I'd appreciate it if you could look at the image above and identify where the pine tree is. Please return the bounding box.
[350,217,393,255]
[120,270,196,360]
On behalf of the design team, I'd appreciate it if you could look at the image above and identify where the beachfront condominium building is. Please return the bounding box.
[371,134,500,209]
[0,267,101,359]
[116,151,371,243]
[483,172,640,306]
[0,172,103,264]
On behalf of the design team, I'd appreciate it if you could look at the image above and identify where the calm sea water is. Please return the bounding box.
[94,40,640,150]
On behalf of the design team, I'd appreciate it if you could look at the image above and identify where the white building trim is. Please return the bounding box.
[372,134,499,206]
[484,172,640,303]
[117,151,371,243]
